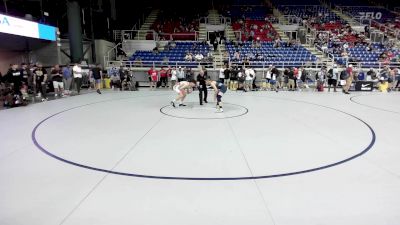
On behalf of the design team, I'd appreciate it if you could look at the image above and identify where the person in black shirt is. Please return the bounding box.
[92,64,102,94]
[51,65,64,97]
[224,66,230,86]
[20,63,30,86]
[288,68,295,91]
[197,70,208,105]
[6,63,22,95]
[229,67,238,90]
[33,63,48,101]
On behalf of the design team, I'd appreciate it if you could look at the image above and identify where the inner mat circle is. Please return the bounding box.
[160,102,249,119]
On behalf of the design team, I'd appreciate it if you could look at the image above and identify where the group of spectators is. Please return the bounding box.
[234,17,278,42]
[216,63,400,93]
[146,66,197,90]
[153,10,200,36]
[0,62,104,107]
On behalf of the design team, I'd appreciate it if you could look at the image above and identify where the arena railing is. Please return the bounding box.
[105,60,213,69]
[199,16,231,25]
[118,30,200,41]
[326,56,400,69]
[277,15,303,25]
[156,32,199,41]
[120,30,156,41]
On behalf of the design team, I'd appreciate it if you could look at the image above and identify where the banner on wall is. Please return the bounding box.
[0,13,56,41]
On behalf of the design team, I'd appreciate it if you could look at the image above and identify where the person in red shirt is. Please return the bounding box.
[159,67,168,88]
[148,67,158,90]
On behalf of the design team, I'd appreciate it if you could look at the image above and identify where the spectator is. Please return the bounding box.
[110,72,121,90]
[73,62,83,95]
[327,64,338,92]
[169,40,176,49]
[5,63,22,96]
[194,53,204,62]
[20,63,31,95]
[229,67,238,90]
[288,67,295,91]
[159,67,168,88]
[234,51,241,61]
[316,67,326,92]
[342,64,353,94]
[92,64,102,94]
[185,68,194,80]
[162,56,169,65]
[51,65,64,97]
[219,67,225,83]
[62,65,73,95]
[170,67,177,89]
[177,66,185,82]
[147,67,158,90]
[213,39,218,51]
[185,53,193,61]
[33,63,48,101]
[244,67,254,92]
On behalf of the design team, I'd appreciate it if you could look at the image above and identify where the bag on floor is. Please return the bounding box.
[156,81,162,88]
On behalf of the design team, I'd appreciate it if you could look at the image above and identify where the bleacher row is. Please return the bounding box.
[130,42,210,68]
[226,42,317,67]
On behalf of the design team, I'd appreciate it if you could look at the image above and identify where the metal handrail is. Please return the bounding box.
[104,42,122,67]
[106,60,214,69]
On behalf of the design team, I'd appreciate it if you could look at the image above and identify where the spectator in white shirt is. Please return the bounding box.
[177,66,185,82]
[170,67,177,89]
[245,68,255,92]
[185,53,193,61]
[195,53,204,62]
[219,67,225,83]
[73,63,82,94]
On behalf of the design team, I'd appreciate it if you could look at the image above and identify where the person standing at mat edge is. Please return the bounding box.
[197,70,208,105]
[92,64,102,94]
[73,63,82,95]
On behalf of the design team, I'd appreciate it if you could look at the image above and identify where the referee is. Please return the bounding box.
[197,70,208,105]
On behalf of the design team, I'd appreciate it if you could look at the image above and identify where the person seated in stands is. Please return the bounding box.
[238,39,244,48]
[134,57,143,67]
[243,57,250,67]
[341,50,349,59]
[288,39,296,48]
[273,38,281,48]
[185,52,193,61]
[195,53,204,62]
[152,46,159,54]
[247,52,255,61]
[207,52,214,61]
[294,39,301,50]
[233,51,241,61]
[366,43,373,52]
[247,35,253,42]
[255,37,262,48]
[162,56,169,65]
[379,51,388,61]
